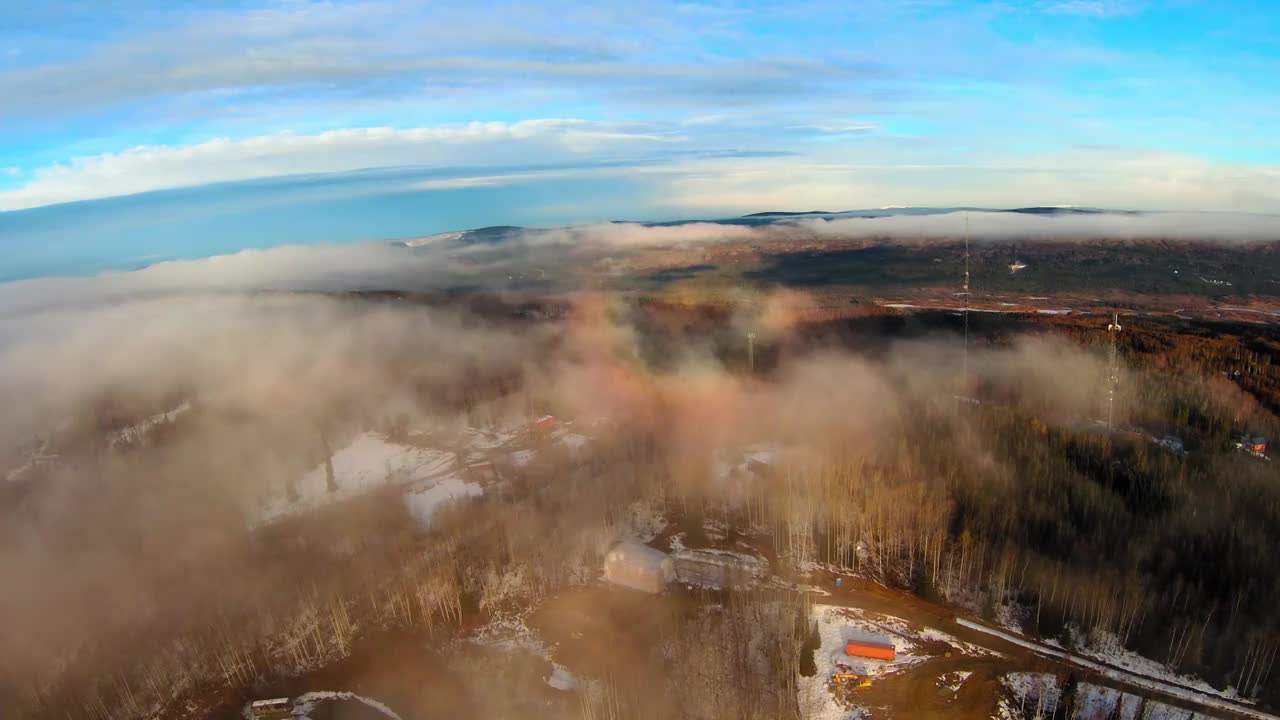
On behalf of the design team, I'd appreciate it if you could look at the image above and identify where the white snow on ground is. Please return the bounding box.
[624,497,667,541]
[1073,682,1144,720]
[257,432,456,523]
[809,604,991,682]
[510,449,536,467]
[995,602,1028,635]
[743,445,779,466]
[1078,630,1238,703]
[472,615,581,696]
[803,604,920,720]
[1002,673,1060,719]
[108,400,190,449]
[958,619,1275,720]
[546,663,578,691]
[402,477,483,528]
[3,439,58,483]
[461,425,520,450]
[559,432,590,454]
[937,671,972,693]
[290,691,404,720]
[1013,682,1214,720]
[471,615,552,659]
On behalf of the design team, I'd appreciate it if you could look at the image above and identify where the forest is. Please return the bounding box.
[0,289,1277,720]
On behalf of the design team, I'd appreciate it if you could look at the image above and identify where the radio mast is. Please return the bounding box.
[1106,313,1123,429]
[962,213,971,393]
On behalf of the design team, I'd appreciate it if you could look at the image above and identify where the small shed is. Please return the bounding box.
[846,639,896,661]
[604,540,674,594]
[531,415,558,431]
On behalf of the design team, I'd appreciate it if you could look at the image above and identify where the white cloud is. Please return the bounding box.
[790,120,880,133]
[5,209,1278,319]
[1037,0,1140,18]
[653,149,1280,214]
[0,120,681,211]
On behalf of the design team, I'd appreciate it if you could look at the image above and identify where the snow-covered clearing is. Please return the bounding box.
[804,603,963,720]
[958,619,1275,720]
[403,477,483,528]
[814,606,996,661]
[257,432,457,523]
[805,603,995,715]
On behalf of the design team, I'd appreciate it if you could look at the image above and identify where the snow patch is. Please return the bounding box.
[937,670,972,693]
[958,619,1273,720]
[546,663,577,691]
[257,432,456,524]
[402,477,483,528]
[108,400,190,450]
[291,691,403,720]
[1001,673,1060,719]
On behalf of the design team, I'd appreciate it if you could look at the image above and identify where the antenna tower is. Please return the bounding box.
[962,214,971,392]
[1106,313,1122,429]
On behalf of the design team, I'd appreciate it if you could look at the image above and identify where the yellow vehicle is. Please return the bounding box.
[833,673,873,688]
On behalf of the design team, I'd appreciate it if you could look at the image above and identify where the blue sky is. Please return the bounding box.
[2,0,1279,280]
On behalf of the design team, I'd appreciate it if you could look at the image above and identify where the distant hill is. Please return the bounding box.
[742,210,838,217]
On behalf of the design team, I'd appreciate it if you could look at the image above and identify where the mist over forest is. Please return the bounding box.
[2,213,1279,720]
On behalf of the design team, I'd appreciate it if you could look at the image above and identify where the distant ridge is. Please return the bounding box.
[742,210,838,217]
[1003,206,1141,216]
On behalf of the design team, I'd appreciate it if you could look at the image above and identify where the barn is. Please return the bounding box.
[603,540,674,594]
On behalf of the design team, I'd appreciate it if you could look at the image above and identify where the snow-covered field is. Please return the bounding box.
[801,604,994,720]
[256,432,459,523]
[403,477,483,528]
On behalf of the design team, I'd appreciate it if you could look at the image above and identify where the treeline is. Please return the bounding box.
[708,377,1280,706]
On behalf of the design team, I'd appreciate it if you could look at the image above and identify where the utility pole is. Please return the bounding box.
[747,331,756,374]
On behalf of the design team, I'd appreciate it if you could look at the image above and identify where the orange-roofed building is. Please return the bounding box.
[846,639,895,661]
